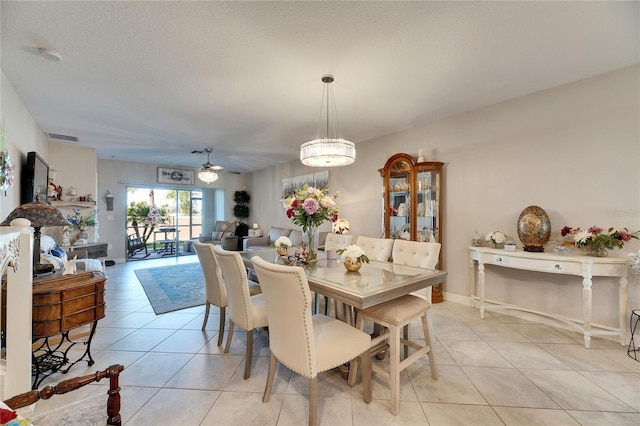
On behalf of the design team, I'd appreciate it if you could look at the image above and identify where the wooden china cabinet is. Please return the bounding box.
[379,153,444,303]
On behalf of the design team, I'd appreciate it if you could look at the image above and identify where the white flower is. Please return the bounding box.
[339,244,366,261]
[275,236,292,248]
[486,231,506,244]
[628,249,640,269]
[574,230,591,244]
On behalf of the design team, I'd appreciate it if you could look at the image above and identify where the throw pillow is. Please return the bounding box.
[51,244,68,260]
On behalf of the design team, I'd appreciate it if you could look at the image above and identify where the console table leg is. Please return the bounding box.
[582,276,593,349]
[478,262,485,319]
[469,258,476,308]
[619,275,628,346]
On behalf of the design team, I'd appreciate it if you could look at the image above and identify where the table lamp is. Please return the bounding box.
[1,202,69,275]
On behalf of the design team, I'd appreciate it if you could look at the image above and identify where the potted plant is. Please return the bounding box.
[233,190,250,237]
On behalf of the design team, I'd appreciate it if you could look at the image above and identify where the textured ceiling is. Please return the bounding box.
[1,1,638,174]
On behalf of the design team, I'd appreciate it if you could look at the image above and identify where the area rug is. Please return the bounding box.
[134,262,205,314]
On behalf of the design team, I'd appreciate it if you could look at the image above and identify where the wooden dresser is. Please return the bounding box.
[31,271,106,339]
[3,270,107,388]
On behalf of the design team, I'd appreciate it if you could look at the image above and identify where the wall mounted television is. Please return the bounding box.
[21,151,49,204]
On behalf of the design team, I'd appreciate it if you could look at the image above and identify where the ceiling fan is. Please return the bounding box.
[193,148,223,184]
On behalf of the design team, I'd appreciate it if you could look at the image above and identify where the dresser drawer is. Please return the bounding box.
[489,254,581,275]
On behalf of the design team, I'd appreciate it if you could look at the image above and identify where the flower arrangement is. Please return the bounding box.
[274,236,292,249]
[0,149,15,191]
[485,231,506,247]
[284,185,340,263]
[273,236,292,256]
[143,205,164,226]
[284,185,340,231]
[66,208,98,231]
[561,226,637,257]
[337,245,370,264]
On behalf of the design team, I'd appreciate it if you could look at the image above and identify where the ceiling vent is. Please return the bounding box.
[47,133,78,142]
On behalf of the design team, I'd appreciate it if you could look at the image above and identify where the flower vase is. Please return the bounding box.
[305,224,318,265]
[586,243,608,257]
[344,257,362,272]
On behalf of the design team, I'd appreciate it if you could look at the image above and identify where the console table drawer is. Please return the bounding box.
[489,254,581,274]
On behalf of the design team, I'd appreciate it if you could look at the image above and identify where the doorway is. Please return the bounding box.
[126,187,202,260]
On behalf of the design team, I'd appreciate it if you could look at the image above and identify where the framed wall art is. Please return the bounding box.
[282,171,329,198]
[158,167,195,185]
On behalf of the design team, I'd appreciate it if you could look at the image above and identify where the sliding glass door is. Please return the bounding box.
[126,187,202,260]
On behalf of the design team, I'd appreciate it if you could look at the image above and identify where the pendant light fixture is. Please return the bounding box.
[300,74,356,167]
[198,148,223,184]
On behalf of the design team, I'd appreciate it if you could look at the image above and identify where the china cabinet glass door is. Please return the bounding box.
[380,153,444,303]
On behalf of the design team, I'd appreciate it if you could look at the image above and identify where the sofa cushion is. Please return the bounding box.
[214,221,237,234]
[212,231,233,241]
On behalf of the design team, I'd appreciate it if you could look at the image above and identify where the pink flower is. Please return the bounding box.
[303,198,319,215]
[616,230,633,242]
[588,226,603,234]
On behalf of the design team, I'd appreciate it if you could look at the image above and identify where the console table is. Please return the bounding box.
[62,242,108,259]
[469,246,628,348]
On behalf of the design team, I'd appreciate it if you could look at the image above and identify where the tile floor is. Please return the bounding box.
[32,256,640,425]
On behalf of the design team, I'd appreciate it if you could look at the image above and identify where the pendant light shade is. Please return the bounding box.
[300,75,355,167]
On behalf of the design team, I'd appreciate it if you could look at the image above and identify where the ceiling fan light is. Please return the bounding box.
[300,138,356,167]
[197,147,222,183]
[198,167,219,184]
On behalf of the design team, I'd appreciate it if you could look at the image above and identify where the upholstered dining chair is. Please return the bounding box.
[356,236,394,262]
[193,242,260,346]
[212,245,268,379]
[313,233,355,315]
[352,240,441,415]
[391,240,441,302]
[251,256,372,426]
[392,240,441,347]
[353,294,438,416]
[324,233,354,252]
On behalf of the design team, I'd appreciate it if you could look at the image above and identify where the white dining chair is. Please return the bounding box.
[392,240,441,302]
[356,236,394,262]
[193,242,260,346]
[354,293,438,416]
[352,239,441,416]
[251,256,372,426]
[212,245,268,379]
[324,233,354,251]
[392,240,441,347]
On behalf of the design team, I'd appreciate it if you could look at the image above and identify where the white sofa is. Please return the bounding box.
[243,226,327,251]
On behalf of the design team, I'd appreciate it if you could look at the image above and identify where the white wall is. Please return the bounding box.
[248,66,640,330]
[0,71,48,219]
[97,158,248,261]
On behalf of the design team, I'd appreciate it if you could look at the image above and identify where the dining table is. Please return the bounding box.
[240,248,448,310]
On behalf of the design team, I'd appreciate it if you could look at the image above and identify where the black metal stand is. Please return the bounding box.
[31,320,99,389]
[628,309,640,362]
